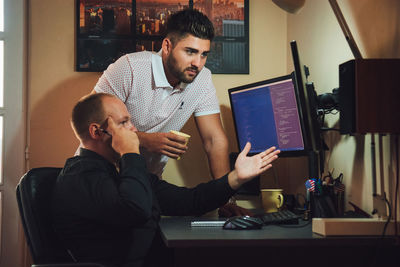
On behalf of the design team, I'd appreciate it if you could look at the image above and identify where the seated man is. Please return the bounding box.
[51,93,280,267]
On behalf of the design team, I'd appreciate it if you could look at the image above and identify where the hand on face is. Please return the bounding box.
[106,116,140,156]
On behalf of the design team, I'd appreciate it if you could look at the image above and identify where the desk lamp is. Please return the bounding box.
[272,0,305,14]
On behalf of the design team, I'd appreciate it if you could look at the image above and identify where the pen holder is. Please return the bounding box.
[333,190,345,217]
[309,192,337,218]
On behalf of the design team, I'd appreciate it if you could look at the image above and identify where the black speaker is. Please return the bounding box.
[339,59,400,134]
[338,60,356,134]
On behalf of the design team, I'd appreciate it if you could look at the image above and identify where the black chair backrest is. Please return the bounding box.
[16,167,73,264]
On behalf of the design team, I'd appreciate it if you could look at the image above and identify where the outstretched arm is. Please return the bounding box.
[154,142,280,217]
[228,143,280,190]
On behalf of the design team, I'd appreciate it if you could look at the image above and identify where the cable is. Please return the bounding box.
[371,193,392,267]
[277,219,311,228]
[371,134,399,267]
[321,108,339,115]
[381,193,392,237]
[321,127,341,132]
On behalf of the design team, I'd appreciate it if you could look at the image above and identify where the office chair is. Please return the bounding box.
[16,167,105,267]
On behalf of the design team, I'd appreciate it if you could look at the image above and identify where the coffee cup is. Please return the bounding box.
[261,189,284,213]
[169,130,191,160]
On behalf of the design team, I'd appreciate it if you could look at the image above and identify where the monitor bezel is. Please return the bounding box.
[228,74,309,158]
[290,40,323,153]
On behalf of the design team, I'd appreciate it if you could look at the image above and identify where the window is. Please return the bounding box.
[0,40,4,107]
[76,0,249,74]
[0,0,3,31]
[0,0,4,183]
[0,0,27,265]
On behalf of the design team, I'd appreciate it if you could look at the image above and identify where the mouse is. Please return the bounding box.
[223,215,263,230]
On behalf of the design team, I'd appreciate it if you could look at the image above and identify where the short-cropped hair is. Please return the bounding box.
[71,93,112,140]
[166,9,214,45]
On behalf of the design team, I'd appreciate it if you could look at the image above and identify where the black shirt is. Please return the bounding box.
[51,148,235,267]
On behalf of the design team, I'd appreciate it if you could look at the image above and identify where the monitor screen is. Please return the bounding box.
[228,74,308,157]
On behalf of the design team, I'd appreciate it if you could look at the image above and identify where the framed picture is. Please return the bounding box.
[76,0,249,74]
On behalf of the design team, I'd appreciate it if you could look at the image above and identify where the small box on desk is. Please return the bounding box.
[339,58,400,134]
[312,218,400,236]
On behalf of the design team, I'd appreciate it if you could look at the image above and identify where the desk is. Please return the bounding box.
[160,217,399,267]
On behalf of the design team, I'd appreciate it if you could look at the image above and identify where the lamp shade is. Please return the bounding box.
[272,0,306,14]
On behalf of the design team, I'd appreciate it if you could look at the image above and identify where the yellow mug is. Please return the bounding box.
[169,130,191,160]
[261,189,284,213]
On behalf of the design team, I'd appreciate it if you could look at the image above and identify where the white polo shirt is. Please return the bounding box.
[94,51,220,177]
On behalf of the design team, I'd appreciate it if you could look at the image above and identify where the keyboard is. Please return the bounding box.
[190,210,301,227]
[257,210,301,225]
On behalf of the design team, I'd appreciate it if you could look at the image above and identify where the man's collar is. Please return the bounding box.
[79,147,108,160]
[78,147,119,173]
[78,147,117,167]
[152,50,188,91]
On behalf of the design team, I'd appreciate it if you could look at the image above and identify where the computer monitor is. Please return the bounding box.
[228,74,309,158]
[227,41,324,195]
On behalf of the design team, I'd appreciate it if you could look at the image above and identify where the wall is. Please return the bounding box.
[287,0,400,217]
[28,0,289,193]
[28,0,100,168]
[28,0,400,217]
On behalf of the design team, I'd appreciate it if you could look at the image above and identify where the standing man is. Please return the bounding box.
[92,9,244,215]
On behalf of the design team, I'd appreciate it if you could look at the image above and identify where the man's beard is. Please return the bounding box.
[166,52,199,84]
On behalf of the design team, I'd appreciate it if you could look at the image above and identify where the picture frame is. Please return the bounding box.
[76,0,249,74]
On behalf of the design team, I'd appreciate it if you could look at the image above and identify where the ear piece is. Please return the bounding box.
[95,125,112,137]
[89,124,106,139]
[94,126,101,135]
[94,125,104,137]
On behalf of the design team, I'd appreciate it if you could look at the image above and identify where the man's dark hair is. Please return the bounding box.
[71,93,111,140]
[166,9,214,44]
